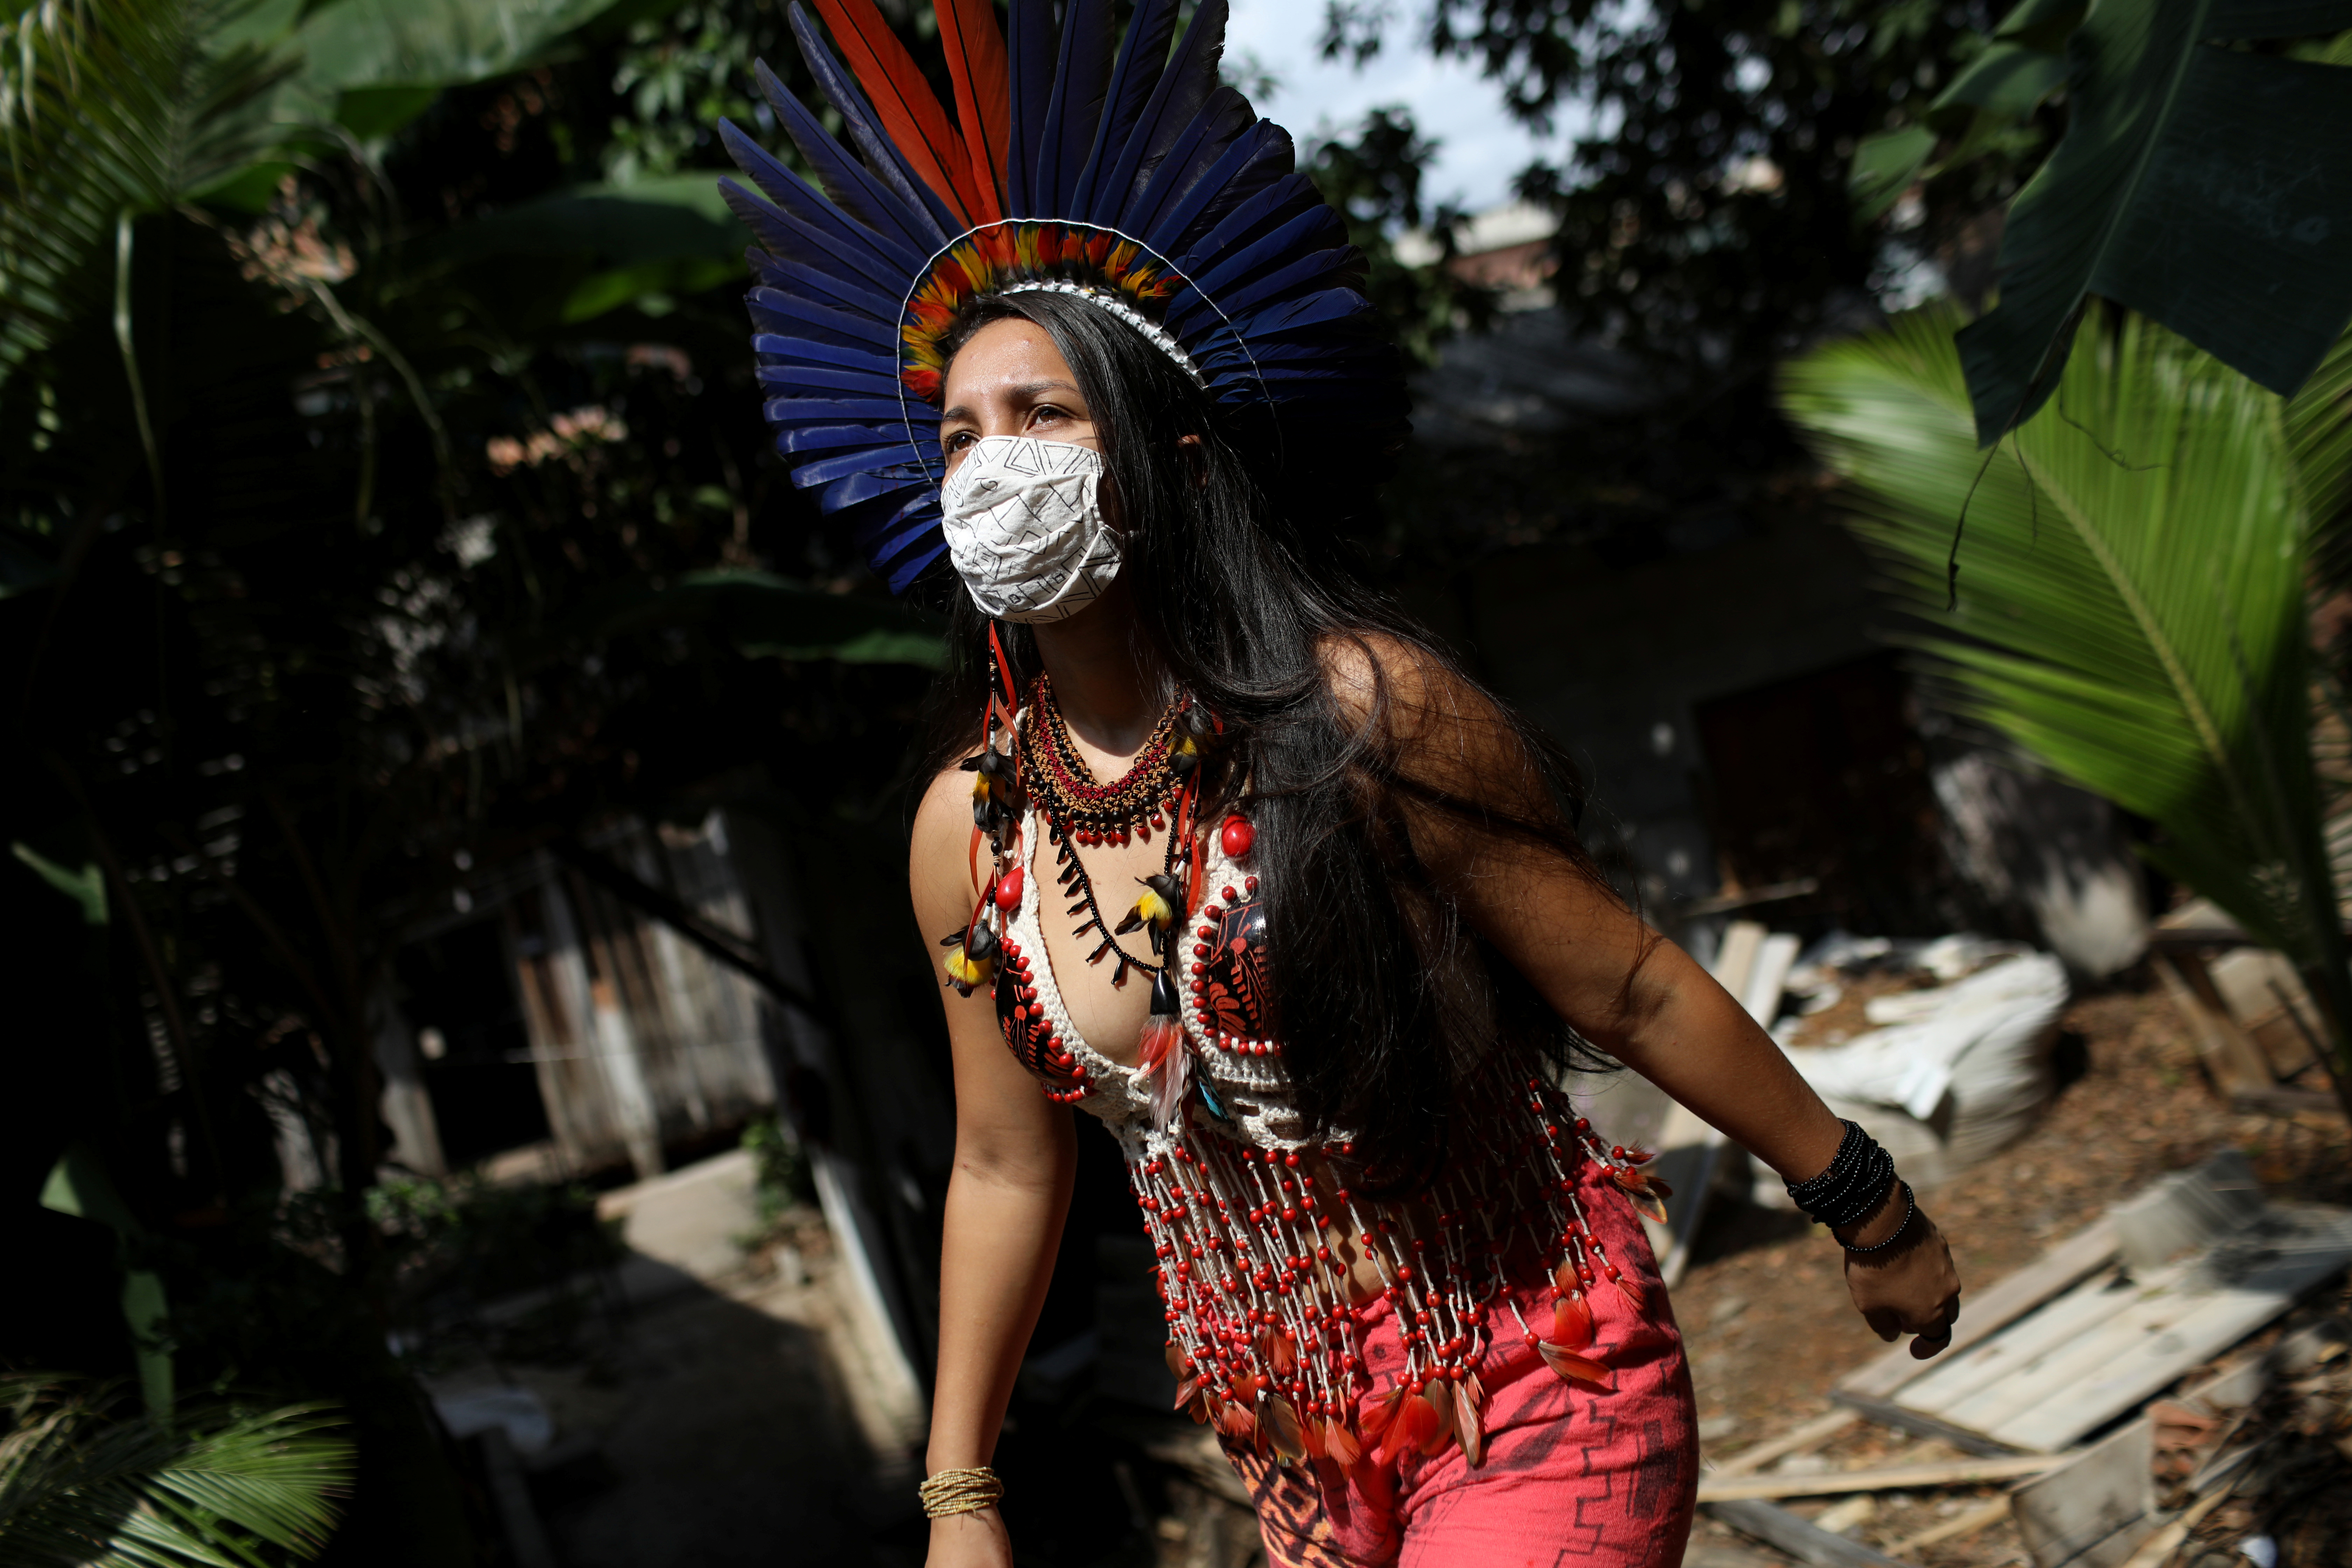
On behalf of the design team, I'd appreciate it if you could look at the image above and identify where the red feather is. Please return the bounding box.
[1454,1373,1486,1466]
[932,0,1009,220]
[1263,1395,1307,1466]
[1383,1387,1445,1462]
[805,0,976,222]
[1323,1418,1361,1468]
[1537,1343,1615,1388]
[1552,1289,1594,1350]
[1358,1384,1404,1444]
[1415,1384,1456,1457]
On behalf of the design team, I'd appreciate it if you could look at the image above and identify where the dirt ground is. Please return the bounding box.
[1674,981,2352,1567]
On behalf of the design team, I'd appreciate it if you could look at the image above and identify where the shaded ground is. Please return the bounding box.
[455,982,2349,1568]
[1675,982,2352,1566]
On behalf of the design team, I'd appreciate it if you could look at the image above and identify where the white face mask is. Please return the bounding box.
[938,435,1119,624]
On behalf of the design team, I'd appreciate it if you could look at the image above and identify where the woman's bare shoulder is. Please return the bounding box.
[909,760,984,914]
[1316,629,1493,744]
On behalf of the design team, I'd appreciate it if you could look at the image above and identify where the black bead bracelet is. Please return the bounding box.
[1784,1119,1897,1232]
[1837,1181,1917,1254]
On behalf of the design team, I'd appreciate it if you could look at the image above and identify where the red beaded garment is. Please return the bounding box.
[965,700,1674,1475]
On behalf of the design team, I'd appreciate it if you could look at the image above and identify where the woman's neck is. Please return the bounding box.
[1029,583,1163,761]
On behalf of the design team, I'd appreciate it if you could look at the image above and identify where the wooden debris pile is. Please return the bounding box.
[1698,1152,2352,1568]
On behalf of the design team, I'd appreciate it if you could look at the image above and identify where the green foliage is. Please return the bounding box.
[0,1376,350,1568]
[1324,0,2012,369]
[602,0,805,186]
[740,1114,814,1223]
[366,1174,622,1310]
[1305,107,1497,368]
[0,0,297,382]
[0,0,942,1544]
[1946,0,2352,444]
[1781,304,2352,1099]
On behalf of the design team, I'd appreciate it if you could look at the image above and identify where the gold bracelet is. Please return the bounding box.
[919,1466,1004,1520]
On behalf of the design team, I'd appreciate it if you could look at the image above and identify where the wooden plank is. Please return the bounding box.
[2149,951,2272,1097]
[1704,1500,1921,1568]
[2010,1417,2155,1568]
[1842,1217,2119,1400]
[1990,1240,2352,1452]
[1712,919,1768,999]
[1645,921,1783,1287]
[1713,1408,1860,1477]
[1741,932,1801,1024]
[1892,1265,2142,1420]
[1698,1453,2065,1502]
[2114,1491,2230,1568]
[1937,1264,2203,1441]
[1830,1395,2024,1457]
[1886,1497,2010,1556]
[1646,1103,1726,1289]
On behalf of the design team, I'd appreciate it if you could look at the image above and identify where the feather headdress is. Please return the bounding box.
[721,0,1409,592]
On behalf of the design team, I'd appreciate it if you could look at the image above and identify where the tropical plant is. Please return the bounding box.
[0,1376,350,1568]
[1780,303,2352,1119]
[1853,0,2352,445]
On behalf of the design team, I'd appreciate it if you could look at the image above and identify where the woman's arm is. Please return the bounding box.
[910,769,1077,1566]
[1325,636,1961,1352]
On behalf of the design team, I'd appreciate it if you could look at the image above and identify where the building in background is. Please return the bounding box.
[1393,202,2151,977]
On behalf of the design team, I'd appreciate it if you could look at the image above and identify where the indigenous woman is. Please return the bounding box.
[721,1,1963,1562]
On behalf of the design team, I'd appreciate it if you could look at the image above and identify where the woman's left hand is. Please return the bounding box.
[1838,1188,1962,1359]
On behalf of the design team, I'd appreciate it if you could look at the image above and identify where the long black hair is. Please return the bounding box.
[920,289,1628,1191]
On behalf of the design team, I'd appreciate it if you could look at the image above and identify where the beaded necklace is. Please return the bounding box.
[1018,676,1189,985]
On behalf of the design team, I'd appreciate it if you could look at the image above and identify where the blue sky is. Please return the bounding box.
[1223,2,1580,213]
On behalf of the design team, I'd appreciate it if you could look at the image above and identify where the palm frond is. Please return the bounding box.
[1779,304,2335,974]
[2290,328,2352,547]
[0,1377,351,1568]
[0,0,296,383]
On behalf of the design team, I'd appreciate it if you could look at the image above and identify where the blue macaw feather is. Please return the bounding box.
[1137,118,1288,258]
[718,124,930,281]
[1004,0,1056,216]
[738,0,1402,590]
[1228,288,1370,340]
[1169,248,1351,339]
[824,468,936,509]
[721,185,916,314]
[775,421,910,454]
[765,393,915,424]
[862,507,948,594]
[757,70,940,258]
[752,334,895,373]
[1172,202,1343,307]
[1068,0,1180,221]
[747,285,899,351]
[755,362,905,398]
[748,254,901,324]
[1116,85,1252,240]
[783,7,966,240]
[1034,0,1113,215]
[793,444,932,486]
[1086,0,1226,227]
[1167,173,1329,279]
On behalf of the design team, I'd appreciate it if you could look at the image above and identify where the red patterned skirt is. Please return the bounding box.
[1216,1174,1698,1567]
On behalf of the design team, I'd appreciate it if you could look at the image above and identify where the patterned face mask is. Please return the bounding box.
[938,436,1120,624]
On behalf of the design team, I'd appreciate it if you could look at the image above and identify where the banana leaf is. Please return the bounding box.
[1951,0,2352,444]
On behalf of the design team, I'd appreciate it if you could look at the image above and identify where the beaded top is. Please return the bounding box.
[989,803,1672,1472]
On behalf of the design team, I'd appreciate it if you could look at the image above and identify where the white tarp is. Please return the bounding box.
[1772,946,2070,1192]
